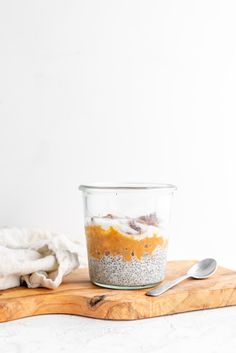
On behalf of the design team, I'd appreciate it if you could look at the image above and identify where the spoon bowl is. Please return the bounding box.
[187,258,218,279]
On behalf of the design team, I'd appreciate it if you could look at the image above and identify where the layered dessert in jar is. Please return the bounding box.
[85,213,168,289]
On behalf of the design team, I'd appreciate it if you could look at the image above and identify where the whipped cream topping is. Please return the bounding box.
[86,213,165,239]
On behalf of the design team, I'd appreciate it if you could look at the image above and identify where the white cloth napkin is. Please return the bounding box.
[0,228,80,290]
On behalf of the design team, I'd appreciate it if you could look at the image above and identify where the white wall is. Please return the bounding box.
[0,0,236,268]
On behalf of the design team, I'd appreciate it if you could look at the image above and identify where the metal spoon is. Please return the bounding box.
[146,258,217,297]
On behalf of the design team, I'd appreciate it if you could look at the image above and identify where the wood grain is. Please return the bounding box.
[0,260,235,322]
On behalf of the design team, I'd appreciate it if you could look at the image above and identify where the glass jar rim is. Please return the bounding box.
[79,182,177,192]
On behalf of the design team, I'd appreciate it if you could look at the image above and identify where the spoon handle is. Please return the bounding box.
[146,274,190,297]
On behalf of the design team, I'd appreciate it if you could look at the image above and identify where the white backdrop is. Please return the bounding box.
[0,1,235,268]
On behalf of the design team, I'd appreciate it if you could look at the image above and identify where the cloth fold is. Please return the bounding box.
[0,228,80,290]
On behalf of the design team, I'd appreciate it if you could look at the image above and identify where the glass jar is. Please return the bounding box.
[79,183,176,289]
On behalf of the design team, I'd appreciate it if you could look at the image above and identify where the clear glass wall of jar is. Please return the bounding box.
[79,183,176,289]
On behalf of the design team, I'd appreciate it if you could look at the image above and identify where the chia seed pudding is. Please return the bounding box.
[85,213,169,289]
[89,247,167,288]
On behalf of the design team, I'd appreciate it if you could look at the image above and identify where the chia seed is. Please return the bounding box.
[88,246,167,288]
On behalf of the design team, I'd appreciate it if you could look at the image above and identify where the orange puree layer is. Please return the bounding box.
[85,225,167,262]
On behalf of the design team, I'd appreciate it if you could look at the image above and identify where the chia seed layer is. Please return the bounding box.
[88,246,167,288]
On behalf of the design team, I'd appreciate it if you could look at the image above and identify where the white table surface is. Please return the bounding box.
[0,306,236,353]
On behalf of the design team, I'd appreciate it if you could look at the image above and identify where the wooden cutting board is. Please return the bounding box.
[0,260,235,322]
